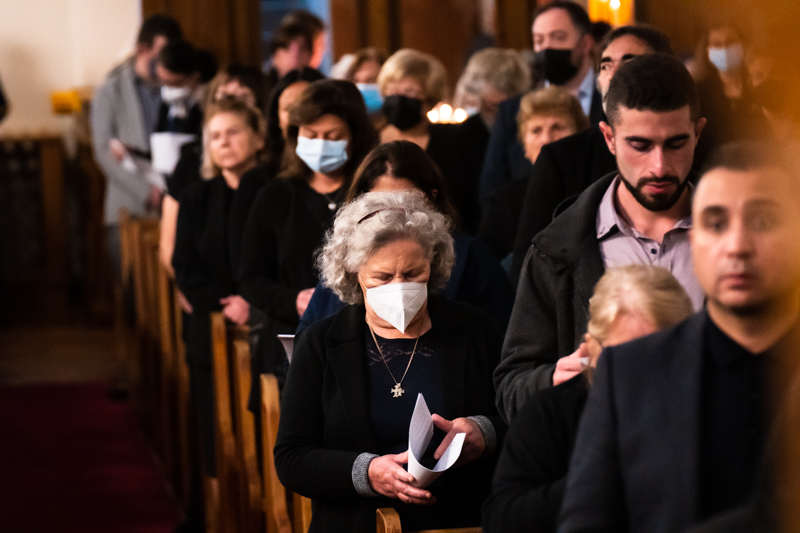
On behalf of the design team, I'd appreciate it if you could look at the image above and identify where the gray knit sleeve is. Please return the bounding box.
[351,452,380,497]
[468,415,497,457]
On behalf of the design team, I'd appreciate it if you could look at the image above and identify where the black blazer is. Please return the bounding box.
[559,312,708,532]
[510,125,616,285]
[476,177,529,261]
[427,119,489,236]
[274,295,505,532]
[172,170,267,366]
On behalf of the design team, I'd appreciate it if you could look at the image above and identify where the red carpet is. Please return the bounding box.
[0,383,180,533]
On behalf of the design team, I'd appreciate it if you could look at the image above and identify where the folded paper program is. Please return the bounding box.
[277,334,295,363]
[407,393,464,488]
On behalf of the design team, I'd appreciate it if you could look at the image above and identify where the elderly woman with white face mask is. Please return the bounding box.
[274,190,504,532]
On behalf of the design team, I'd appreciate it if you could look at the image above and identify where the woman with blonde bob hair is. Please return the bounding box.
[275,190,504,532]
[378,48,486,234]
[172,96,270,477]
[483,265,693,532]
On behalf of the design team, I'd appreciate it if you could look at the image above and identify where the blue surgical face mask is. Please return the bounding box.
[296,136,349,174]
[708,43,744,72]
[356,83,384,114]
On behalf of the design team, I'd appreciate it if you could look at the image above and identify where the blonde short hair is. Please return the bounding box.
[587,265,694,344]
[377,48,449,107]
[201,98,267,179]
[516,86,589,143]
[317,190,455,305]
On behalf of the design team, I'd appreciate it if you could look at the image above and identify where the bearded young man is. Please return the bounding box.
[494,54,706,422]
[559,141,800,531]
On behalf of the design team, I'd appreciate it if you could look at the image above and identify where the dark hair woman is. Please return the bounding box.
[239,78,378,401]
[263,66,326,177]
[172,97,269,476]
[298,140,514,334]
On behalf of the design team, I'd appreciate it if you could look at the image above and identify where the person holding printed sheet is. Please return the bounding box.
[274,191,504,532]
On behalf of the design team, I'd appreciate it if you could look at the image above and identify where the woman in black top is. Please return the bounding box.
[172,98,268,475]
[262,67,326,178]
[275,191,503,532]
[482,265,694,532]
[161,63,269,276]
[239,79,378,394]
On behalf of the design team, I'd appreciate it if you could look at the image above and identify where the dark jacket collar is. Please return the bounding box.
[533,171,617,264]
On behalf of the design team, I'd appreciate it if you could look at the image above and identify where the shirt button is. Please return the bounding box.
[650,248,657,254]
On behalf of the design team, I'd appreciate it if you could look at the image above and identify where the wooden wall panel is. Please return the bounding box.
[396,0,479,93]
[142,0,261,67]
[495,0,537,50]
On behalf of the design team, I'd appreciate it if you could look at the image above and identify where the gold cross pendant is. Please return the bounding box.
[391,383,404,397]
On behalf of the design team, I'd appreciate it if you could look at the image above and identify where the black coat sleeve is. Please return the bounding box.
[494,245,561,423]
[238,184,301,322]
[510,145,566,287]
[456,238,514,333]
[482,397,571,533]
[559,349,628,532]
[273,327,364,502]
[172,188,229,311]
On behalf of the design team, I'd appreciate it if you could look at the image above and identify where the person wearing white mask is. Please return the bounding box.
[239,79,378,392]
[274,190,504,532]
[154,40,205,135]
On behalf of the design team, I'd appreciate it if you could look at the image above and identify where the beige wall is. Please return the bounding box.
[0,0,141,137]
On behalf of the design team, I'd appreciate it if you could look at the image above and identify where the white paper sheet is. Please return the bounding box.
[150,132,196,174]
[407,393,464,488]
[277,334,295,363]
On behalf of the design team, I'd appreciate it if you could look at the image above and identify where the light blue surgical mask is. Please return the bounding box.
[708,43,744,72]
[357,83,384,114]
[296,136,349,174]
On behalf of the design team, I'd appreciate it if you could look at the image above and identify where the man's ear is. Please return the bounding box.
[598,120,616,156]
[581,33,595,56]
[135,42,151,58]
[694,117,707,143]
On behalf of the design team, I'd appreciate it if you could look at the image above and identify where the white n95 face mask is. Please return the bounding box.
[161,85,191,103]
[296,137,349,174]
[365,281,428,333]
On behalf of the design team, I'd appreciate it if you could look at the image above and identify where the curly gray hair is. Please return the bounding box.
[317,190,455,305]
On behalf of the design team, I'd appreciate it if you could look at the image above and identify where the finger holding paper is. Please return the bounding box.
[367,451,436,505]
[432,414,486,467]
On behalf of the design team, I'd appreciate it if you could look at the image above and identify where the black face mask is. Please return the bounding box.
[533,48,579,85]
[383,94,424,131]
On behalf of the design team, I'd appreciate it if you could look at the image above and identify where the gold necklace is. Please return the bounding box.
[368,324,419,398]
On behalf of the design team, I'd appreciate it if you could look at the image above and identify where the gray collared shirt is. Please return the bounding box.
[596,176,705,310]
[134,73,161,136]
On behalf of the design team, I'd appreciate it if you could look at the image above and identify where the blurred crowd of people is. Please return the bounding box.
[90,3,800,532]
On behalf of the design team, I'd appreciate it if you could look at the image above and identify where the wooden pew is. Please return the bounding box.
[126,215,161,439]
[154,256,179,492]
[260,373,293,533]
[376,508,482,533]
[210,312,248,533]
[172,285,196,512]
[231,338,262,533]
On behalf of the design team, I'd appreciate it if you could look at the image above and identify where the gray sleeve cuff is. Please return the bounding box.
[468,415,497,457]
[351,452,380,497]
